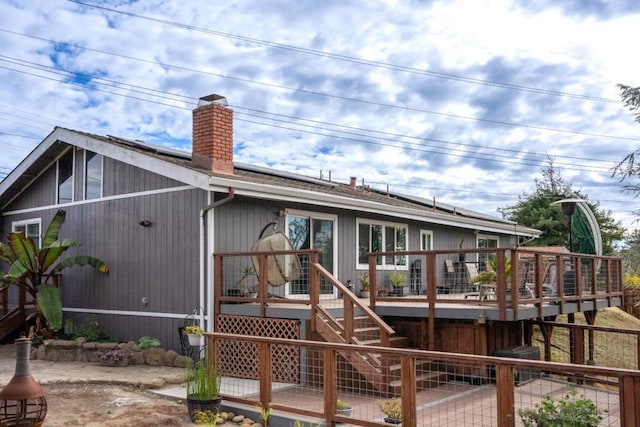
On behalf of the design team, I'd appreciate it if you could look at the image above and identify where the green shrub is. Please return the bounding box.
[138,336,161,349]
[74,319,111,342]
[518,388,604,427]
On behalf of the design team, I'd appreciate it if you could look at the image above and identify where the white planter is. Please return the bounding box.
[188,334,204,347]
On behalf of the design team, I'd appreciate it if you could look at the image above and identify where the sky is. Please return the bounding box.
[1,0,639,234]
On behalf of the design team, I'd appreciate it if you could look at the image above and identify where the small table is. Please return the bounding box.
[464,283,496,301]
[479,284,497,300]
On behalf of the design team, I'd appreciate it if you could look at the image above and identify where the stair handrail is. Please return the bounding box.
[311,262,395,347]
[1,286,7,314]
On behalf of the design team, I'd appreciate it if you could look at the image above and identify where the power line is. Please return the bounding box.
[2,30,636,145]
[67,0,619,104]
[0,57,619,174]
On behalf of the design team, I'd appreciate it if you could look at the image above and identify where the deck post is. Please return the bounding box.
[258,254,268,318]
[368,256,377,310]
[259,341,272,410]
[426,252,437,351]
[620,375,640,426]
[323,348,337,426]
[401,356,416,427]
[496,363,515,427]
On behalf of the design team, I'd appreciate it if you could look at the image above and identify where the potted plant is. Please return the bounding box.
[184,325,204,347]
[471,270,496,285]
[378,398,401,424]
[388,271,406,296]
[359,272,370,298]
[185,358,222,422]
[336,398,353,417]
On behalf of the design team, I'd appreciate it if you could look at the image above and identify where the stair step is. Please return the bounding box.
[388,359,434,372]
[354,326,380,333]
[389,371,449,391]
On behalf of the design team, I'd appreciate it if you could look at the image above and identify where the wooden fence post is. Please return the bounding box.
[259,341,272,410]
[620,374,640,426]
[401,356,417,427]
[323,348,337,426]
[496,363,515,427]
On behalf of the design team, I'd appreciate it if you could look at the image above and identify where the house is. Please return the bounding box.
[1,93,585,353]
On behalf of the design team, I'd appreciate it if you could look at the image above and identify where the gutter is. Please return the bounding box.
[200,188,235,331]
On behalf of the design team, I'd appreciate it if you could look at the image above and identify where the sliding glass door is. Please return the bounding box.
[286,211,337,298]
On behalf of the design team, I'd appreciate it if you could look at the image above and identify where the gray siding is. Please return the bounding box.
[2,149,519,351]
[102,157,184,196]
[1,150,208,350]
[5,166,57,211]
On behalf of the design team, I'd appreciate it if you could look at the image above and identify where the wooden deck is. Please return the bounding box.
[215,247,624,323]
[219,294,622,323]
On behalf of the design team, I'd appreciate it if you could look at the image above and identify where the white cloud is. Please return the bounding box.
[1,0,639,233]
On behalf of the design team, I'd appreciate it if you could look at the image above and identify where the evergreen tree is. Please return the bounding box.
[499,158,625,255]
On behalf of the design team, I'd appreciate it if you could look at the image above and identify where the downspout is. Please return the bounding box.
[200,188,235,331]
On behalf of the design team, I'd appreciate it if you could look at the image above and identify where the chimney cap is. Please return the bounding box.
[198,94,228,107]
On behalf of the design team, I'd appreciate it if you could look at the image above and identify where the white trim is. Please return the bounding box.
[284,209,339,299]
[12,217,42,248]
[420,229,433,251]
[356,218,409,270]
[2,185,195,217]
[55,129,212,190]
[63,306,208,321]
[476,234,500,247]
[11,217,42,231]
[476,234,500,264]
[206,193,215,332]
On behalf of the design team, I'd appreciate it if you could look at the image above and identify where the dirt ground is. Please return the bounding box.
[42,383,190,426]
[0,344,192,426]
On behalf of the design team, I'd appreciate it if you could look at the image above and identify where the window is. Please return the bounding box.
[85,151,103,200]
[57,149,74,204]
[286,211,337,297]
[477,234,499,267]
[357,219,407,268]
[420,229,433,251]
[12,219,41,249]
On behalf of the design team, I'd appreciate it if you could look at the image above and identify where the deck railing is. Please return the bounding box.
[368,247,623,318]
[214,247,623,325]
[213,250,394,345]
[206,331,640,427]
[530,320,640,370]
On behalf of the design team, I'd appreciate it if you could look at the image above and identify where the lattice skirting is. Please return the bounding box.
[215,315,300,383]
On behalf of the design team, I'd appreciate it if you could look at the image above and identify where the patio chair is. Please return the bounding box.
[439,259,456,293]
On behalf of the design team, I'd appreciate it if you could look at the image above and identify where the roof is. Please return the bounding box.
[0,127,541,237]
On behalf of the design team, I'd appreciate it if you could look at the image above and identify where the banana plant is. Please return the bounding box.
[0,209,108,338]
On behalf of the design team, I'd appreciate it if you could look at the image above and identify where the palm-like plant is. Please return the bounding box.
[0,209,108,338]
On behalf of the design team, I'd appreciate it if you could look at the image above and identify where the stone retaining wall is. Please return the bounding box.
[32,337,193,368]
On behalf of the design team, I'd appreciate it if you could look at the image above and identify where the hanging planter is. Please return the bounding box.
[184,325,204,347]
[188,335,204,347]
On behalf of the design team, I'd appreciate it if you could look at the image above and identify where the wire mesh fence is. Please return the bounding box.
[205,332,637,427]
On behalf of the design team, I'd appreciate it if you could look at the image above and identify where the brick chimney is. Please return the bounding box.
[192,94,234,175]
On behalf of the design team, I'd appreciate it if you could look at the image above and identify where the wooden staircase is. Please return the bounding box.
[0,287,28,341]
[315,311,448,395]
